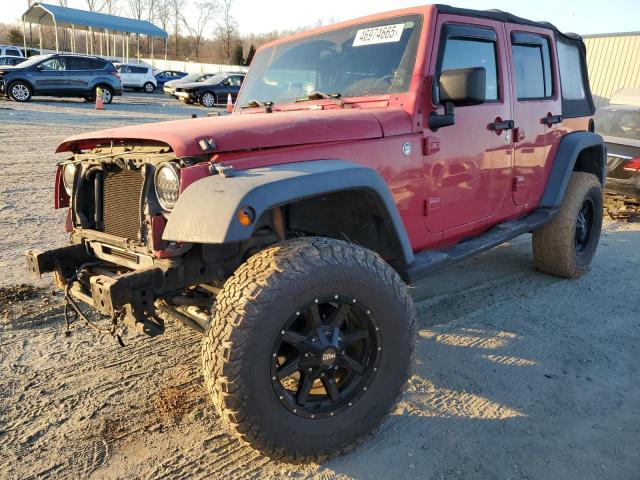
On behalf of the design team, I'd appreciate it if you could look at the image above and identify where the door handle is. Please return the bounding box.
[488,119,515,131]
[541,114,563,125]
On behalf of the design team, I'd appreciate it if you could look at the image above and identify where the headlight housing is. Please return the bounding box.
[62,163,76,196]
[155,162,181,210]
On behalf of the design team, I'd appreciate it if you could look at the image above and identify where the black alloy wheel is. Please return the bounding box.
[575,197,594,252]
[271,294,381,419]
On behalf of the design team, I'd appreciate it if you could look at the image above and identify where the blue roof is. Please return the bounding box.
[23,2,168,38]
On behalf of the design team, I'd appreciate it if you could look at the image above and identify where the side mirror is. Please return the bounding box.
[36,64,43,71]
[428,67,486,131]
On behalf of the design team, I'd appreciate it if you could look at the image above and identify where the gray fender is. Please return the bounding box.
[163,160,415,264]
[540,131,606,207]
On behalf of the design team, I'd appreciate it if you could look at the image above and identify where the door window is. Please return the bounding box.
[67,57,92,70]
[440,37,498,101]
[511,34,552,100]
[5,49,21,57]
[40,58,67,70]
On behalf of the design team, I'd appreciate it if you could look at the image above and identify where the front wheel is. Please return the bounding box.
[533,171,603,278]
[8,81,32,102]
[202,237,416,461]
[199,91,216,107]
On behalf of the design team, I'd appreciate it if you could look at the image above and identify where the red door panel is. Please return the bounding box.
[423,14,514,234]
[506,24,562,209]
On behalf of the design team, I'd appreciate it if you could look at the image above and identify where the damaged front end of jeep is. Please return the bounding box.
[25,140,265,338]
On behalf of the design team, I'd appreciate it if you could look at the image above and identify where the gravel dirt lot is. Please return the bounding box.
[1,93,639,480]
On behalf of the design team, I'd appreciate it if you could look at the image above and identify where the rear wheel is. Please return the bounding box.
[200,91,216,107]
[88,85,113,104]
[143,82,155,93]
[202,237,416,461]
[533,172,603,278]
[8,81,32,102]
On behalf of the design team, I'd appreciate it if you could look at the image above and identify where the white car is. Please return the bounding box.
[0,45,25,58]
[115,63,157,93]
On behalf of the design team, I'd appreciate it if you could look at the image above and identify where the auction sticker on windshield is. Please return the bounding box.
[353,23,405,46]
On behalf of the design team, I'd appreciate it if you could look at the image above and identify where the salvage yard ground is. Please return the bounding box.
[1,94,639,479]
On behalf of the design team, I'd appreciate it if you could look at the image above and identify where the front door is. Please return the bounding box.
[506,24,563,208]
[424,15,514,234]
[34,57,68,93]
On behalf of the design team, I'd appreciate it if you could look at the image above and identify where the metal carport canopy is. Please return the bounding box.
[22,2,168,38]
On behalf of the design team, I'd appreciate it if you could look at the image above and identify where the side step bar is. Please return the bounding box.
[399,208,558,284]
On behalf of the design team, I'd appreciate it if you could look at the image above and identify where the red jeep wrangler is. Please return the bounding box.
[26,5,604,461]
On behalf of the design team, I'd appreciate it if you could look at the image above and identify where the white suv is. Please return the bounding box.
[0,45,25,58]
[116,63,157,93]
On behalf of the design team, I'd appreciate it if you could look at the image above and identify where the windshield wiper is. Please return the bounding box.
[295,91,345,107]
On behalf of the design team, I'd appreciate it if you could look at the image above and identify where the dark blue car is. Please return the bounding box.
[154,69,188,87]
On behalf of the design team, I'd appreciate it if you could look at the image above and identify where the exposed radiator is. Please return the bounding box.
[102,168,144,240]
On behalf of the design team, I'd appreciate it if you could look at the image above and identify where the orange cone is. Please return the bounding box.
[226,93,233,113]
[95,87,105,110]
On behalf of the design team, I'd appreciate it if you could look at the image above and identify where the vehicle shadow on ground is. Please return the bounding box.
[320,226,640,479]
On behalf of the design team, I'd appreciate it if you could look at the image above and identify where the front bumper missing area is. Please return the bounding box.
[26,244,166,335]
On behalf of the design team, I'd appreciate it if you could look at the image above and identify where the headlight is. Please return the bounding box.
[62,163,76,195]
[155,162,181,210]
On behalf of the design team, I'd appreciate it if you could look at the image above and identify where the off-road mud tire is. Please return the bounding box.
[202,237,416,462]
[533,172,602,278]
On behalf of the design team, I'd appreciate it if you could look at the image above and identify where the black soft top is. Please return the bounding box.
[435,4,582,42]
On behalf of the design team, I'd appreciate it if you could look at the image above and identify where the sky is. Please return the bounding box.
[1,0,639,36]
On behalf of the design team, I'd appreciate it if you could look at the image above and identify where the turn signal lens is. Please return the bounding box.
[623,158,640,172]
[237,206,255,226]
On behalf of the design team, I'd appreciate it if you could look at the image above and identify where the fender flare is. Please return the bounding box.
[162,160,415,265]
[540,131,606,207]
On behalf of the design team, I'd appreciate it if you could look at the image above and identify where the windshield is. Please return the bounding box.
[180,73,201,82]
[237,14,422,106]
[13,54,50,68]
[595,108,640,140]
[203,74,226,85]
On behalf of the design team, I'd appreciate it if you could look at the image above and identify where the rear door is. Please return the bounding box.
[65,57,92,93]
[505,24,562,207]
[424,15,514,234]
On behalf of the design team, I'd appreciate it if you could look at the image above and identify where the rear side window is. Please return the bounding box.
[90,59,106,69]
[131,66,148,74]
[556,37,594,117]
[511,33,552,100]
[440,36,499,101]
[5,49,21,57]
[67,57,92,70]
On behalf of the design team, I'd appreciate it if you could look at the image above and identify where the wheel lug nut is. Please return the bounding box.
[281,330,285,334]
[348,402,352,406]
[314,298,319,303]
[334,295,338,299]
[272,353,276,358]
[367,310,371,314]
[279,395,283,400]
[330,412,334,416]
[296,311,300,316]
[352,298,356,303]
[272,376,276,380]
[308,368,312,372]
[293,409,297,413]
[311,414,315,418]
[304,353,309,358]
